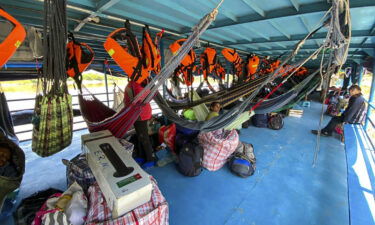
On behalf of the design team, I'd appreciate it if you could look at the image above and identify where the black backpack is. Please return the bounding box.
[177,139,203,177]
[251,114,268,128]
[268,114,284,130]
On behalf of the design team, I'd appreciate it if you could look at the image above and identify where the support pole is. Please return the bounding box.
[103,62,110,107]
[358,65,364,86]
[364,58,375,130]
[160,39,166,99]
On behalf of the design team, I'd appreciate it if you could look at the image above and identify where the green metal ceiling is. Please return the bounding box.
[1,0,374,68]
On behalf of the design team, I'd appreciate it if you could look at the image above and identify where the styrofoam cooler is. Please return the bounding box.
[82,130,153,218]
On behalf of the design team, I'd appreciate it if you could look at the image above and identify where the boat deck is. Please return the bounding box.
[3,101,349,225]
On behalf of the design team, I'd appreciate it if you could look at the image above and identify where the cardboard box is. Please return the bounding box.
[82,130,152,218]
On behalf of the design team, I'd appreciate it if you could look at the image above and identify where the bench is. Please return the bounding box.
[344,124,375,225]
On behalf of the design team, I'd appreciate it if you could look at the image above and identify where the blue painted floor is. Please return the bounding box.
[1,101,349,225]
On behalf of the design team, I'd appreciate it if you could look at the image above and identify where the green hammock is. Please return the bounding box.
[32,0,73,157]
[0,134,25,211]
[274,75,321,112]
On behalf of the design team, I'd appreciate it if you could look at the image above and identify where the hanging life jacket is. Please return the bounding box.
[200,47,217,80]
[221,48,243,77]
[0,8,26,68]
[215,61,226,80]
[66,34,94,90]
[104,20,149,84]
[169,39,196,86]
[246,55,260,80]
[141,25,164,75]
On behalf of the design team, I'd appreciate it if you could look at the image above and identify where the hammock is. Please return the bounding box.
[0,89,18,143]
[79,2,222,138]
[166,74,271,110]
[274,74,321,112]
[153,69,320,131]
[250,70,320,114]
[32,0,73,157]
[0,133,25,212]
[112,84,124,112]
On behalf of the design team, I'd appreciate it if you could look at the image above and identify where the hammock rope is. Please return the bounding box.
[79,1,223,137]
[313,0,351,167]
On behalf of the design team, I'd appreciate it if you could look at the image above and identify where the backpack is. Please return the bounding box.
[268,114,284,130]
[14,188,63,225]
[229,142,256,178]
[229,153,256,178]
[62,154,96,193]
[177,139,203,177]
[251,114,268,128]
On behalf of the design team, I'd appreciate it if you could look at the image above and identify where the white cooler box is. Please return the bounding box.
[82,130,153,218]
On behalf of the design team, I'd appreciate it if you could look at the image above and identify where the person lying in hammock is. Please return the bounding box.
[311,85,366,137]
[124,79,156,168]
[206,102,221,121]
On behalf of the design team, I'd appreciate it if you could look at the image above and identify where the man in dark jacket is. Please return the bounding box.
[312,85,366,136]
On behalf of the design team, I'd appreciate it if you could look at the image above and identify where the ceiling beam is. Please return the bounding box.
[269,20,291,39]
[299,16,320,46]
[251,44,375,52]
[289,0,300,11]
[154,0,202,21]
[74,0,120,32]
[182,0,375,33]
[240,0,265,17]
[370,23,375,35]
[223,30,375,46]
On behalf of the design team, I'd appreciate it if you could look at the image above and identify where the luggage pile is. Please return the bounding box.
[14,149,169,225]
[250,113,285,130]
[158,123,257,178]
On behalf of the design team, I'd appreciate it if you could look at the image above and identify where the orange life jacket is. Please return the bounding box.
[221,48,243,77]
[141,26,163,74]
[215,61,226,80]
[0,8,26,68]
[66,34,94,90]
[200,47,217,80]
[246,55,260,79]
[296,67,308,76]
[270,60,280,72]
[104,21,149,84]
[169,39,196,86]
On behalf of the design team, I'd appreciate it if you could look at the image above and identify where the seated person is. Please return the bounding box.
[206,102,221,121]
[0,145,18,177]
[312,85,366,136]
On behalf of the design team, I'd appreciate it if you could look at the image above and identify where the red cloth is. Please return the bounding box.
[124,81,152,121]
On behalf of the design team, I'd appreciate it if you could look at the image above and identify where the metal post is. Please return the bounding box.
[160,39,166,99]
[364,58,375,130]
[358,65,364,86]
[103,62,110,107]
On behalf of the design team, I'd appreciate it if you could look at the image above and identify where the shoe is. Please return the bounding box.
[311,130,331,137]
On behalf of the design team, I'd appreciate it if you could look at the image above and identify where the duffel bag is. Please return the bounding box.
[198,129,239,171]
[62,153,96,193]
